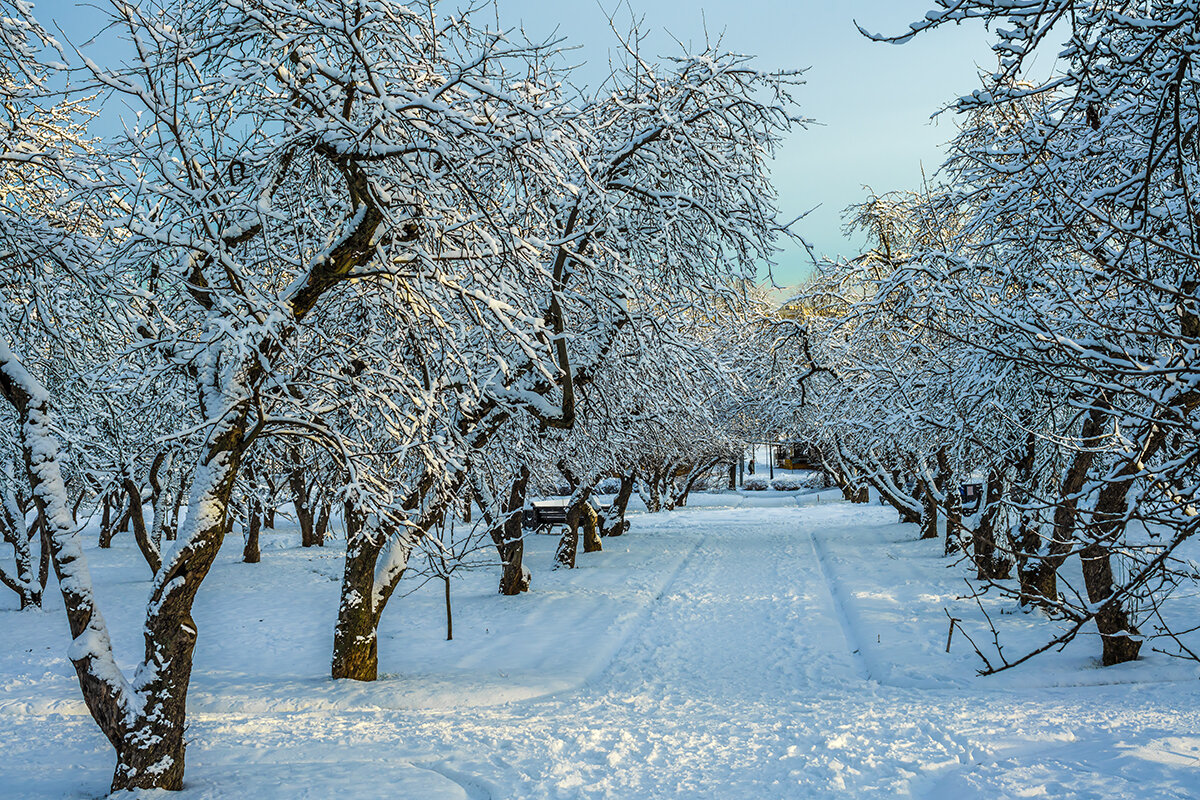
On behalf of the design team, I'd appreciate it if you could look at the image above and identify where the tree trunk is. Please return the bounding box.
[936,450,962,555]
[98,491,114,548]
[443,575,453,641]
[0,490,41,609]
[492,467,531,595]
[643,466,665,513]
[124,478,161,574]
[330,505,430,681]
[868,466,921,524]
[313,502,329,546]
[581,501,602,553]
[331,509,380,681]
[28,374,244,791]
[1019,406,1108,607]
[36,516,50,597]
[673,459,719,508]
[242,497,261,564]
[602,472,635,537]
[330,473,452,681]
[290,461,316,547]
[837,446,912,515]
[147,451,171,554]
[554,518,579,568]
[262,472,277,529]
[556,464,596,565]
[973,467,1010,580]
[916,478,937,540]
[108,411,246,792]
[1007,428,1045,605]
[1080,542,1142,665]
[167,483,185,541]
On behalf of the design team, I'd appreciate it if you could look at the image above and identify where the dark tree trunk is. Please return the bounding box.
[242,497,261,564]
[330,495,447,682]
[331,509,380,681]
[601,472,635,537]
[98,491,114,548]
[492,467,531,595]
[36,516,50,596]
[146,451,170,551]
[262,472,277,529]
[108,415,247,790]
[1008,428,1045,604]
[936,450,962,555]
[673,459,719,508]
[556,463,596,565]
[0,494,41,609]
[871,469,921,524]
[124,478,161,574]
[973,467,1010,580]
[917,478,938,540]
[836,446,910,514]
[290,461,317,547]
[554,516,579,569]
[643,466,666,513]
[1018,406,1107,607]
[1067,415,1164,665]
[313,502,329,547]
[167,483,185,541]
[443,575,453,641]
[1080,542,1142,665]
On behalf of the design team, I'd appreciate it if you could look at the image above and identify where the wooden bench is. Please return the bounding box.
[522,498,617,535]
[522,500,571,534]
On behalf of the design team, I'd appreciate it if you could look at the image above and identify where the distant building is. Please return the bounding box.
[775,442,820,471]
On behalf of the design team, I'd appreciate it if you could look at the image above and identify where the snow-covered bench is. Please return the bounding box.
[522,500,571,534]
[522,498,615,535]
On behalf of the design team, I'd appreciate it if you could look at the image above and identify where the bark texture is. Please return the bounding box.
[491,467,531,595]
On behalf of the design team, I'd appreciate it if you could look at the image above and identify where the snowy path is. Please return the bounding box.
[4,497,1200,798]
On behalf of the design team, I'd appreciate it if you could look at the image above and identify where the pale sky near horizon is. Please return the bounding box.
[34,0,997,285]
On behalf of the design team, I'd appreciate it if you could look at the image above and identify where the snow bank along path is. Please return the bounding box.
[3,493,1200,798]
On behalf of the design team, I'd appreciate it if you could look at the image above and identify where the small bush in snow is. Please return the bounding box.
[743,476,769,491]
[770,477,802,491]
[595,477,623,495]
[798,471,828,489]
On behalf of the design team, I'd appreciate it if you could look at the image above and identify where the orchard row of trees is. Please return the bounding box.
[770,1,1200,672]
[0,0,794,791]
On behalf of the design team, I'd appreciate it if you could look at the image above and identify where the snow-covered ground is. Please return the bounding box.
[3,492,1200,799]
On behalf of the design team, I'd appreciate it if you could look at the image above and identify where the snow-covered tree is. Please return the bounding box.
[0,0,803,789]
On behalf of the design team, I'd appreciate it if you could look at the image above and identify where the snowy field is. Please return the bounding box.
[3,492,1200,799]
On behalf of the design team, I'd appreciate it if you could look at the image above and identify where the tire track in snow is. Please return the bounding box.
[583,529,710,688]
[808,529,876,683]
[591,512,842,702]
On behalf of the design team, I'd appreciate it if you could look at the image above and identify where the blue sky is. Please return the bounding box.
[33,0,994,284]
[491,1,994,283]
